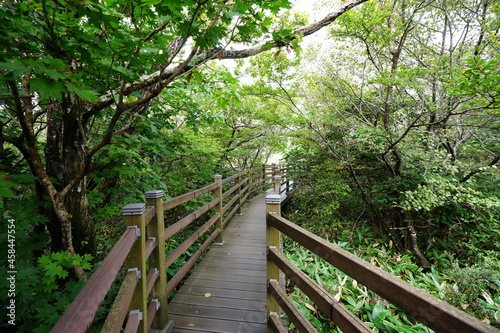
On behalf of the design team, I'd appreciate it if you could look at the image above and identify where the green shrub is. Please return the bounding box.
[444,261,500,326]
[284,224,499,331]
[0,196,91,332]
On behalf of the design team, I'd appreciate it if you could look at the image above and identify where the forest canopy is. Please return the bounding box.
[1,0,499,331]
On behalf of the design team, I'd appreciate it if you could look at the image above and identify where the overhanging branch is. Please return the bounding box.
[92,0,368,111]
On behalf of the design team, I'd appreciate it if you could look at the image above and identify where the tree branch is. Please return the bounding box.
[460,154,500,183]
[8,80,59,199]
[93,0,368,110]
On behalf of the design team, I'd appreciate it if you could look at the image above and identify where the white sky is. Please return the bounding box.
[221,0,336,83]
[292,0,324,21]
[290,0,331,47]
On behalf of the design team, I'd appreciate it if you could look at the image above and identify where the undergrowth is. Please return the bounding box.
[283,226,500,332]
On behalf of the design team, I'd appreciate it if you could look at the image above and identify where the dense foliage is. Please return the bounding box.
[1,0,499,331]
[283,226,500,332]
[279,0,500,329]
[283,0,500,265]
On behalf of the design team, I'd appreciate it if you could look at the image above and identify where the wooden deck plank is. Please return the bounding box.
[209,247,266,255]
[169,293,266,311]
[175,285,265,301]
[187,268,265,284]
[196,261,266,273]
[170,315,267,333]
[169,193,269,333]
[168,303,266,323]
[204,252,266,262]
[197,259,266,269]
[189,266,266,278]
[178,277,266,293]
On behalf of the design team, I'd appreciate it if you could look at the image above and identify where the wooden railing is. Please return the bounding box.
[52,164,285,333]
[265,196,500,333]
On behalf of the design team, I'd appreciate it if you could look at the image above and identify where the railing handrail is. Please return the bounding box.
[163,182,219,211]
[265,210,500,333]
[52,165,281,333]
[51,227,138,332]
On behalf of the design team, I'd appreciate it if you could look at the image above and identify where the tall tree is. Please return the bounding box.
[285,0,500,264]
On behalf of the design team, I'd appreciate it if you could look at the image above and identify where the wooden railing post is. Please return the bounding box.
[145,191,174,333]
[266,194,282,332]
[235,168,242,215]
[122,203,148,333]
[274,175,281,195]
[286,170,290,194]
[262,164,267,190]
[214,175,224,245]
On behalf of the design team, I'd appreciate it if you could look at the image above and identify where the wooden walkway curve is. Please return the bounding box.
[52,165,500,333]
[168,192,268,333]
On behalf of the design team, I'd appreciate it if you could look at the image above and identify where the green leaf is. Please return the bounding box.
[44,262,65,279]
[237,25,252,35]
[0,174,16,202]
[192,71,203,83]
[51,252,66,262]
[31,76,66,101]
[66,83,99,102]
[37,255,50,266]
[0,59,30,77]
[371,303,386,322]
[0,187,16,199]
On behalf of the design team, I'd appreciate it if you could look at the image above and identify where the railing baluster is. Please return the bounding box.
[285,170,290,194]
[266,194,283,333]
[236,168,242,215]
[214,175,224,245]
[122,203,148,333]
[274,175,281,195]
[145,191,173,332]
[262,164,267,187]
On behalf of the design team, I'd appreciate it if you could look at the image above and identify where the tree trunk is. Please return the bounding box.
[64,178,95,255]
[403,213,430,267]
[43,96,96,256]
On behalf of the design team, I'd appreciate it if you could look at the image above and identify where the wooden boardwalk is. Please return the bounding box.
[168,193,268,333]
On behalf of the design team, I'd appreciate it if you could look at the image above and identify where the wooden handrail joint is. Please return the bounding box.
[128,310,143,321]
[267,245,277,255]
[126,225,140,237]
[267,278,278,287]
[148,236,157,247]
[127,268,141,280]
[150,299,160,310]
[150,268,159,278]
